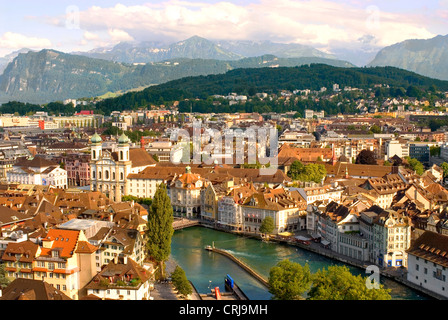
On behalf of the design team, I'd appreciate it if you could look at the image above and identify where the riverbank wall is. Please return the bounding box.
[177,220,445,300]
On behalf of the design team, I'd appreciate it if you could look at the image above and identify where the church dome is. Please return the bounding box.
[118,133,130,144]
[91,133,102,144]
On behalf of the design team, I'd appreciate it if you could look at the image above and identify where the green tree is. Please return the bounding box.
[430,146,441,157]
[268,259,311,300]
[369,125,382,134]
[405,157,424,175]
[441,162,448,179]
[287,161,326,183]
[145,183,174,279]
[171,265,193,298]
[307,265,391,300]
[302,163,327,183]
[287,161,305,180]
[0,263,10,289]
[259,216,275,238]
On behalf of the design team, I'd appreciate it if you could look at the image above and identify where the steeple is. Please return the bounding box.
[90,132,102,160]
[331,143,337,166]
[117,133,130,161]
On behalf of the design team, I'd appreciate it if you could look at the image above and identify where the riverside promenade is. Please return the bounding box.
[173,218,446,300]
[269,230,446,300]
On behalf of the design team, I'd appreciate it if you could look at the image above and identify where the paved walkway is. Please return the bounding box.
[150,257,202,300]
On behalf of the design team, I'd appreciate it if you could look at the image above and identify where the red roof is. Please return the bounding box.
[40,229,80,258]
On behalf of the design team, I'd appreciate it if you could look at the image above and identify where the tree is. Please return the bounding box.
[355,149,377,165]
[145,183,174,279]
[369,125,381,134]
[441,162,448,179]
[287,161,326,183]
[302,163,327,183]
[405,157,424,175]
[0,263,10,289]
[430,146,441,157]
[259,216,275,238]
[307,265,391,300]
[287,160,305,180]
[171,265,193,298]
[268,259,311,300]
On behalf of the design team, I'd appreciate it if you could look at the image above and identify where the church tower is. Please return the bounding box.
[91,133,102,161]
[117,133,130,162]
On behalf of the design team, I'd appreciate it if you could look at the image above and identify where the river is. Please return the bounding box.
[170,226,430,300]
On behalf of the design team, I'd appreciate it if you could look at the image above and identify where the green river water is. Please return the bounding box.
[170,226,429,300]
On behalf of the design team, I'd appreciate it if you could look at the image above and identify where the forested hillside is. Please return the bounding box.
[92,64,448,115]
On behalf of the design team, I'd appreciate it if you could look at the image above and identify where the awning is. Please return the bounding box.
[278,232,293,237]
[321,240,330,246]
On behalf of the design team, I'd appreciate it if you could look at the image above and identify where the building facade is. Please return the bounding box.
[90,133,156,202]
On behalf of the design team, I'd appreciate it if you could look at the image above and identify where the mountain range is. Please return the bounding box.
[1,34,448,104]
[369,34,448,81]
[74,36,336,64]
[0,40,355,104]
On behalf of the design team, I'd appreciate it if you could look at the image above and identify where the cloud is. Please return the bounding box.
[46,0,438,51]
[0,32,52,50]
[83,31,99,41]
[108,29,134,43]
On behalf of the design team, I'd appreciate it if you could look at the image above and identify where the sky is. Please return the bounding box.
[0,0,447,57]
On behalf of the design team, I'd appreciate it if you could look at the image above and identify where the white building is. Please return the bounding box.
[386,140,409,160]
[89,133,157,202]
[304,109,325,119]
[407,231,448,298]
[85,258,153,300]
[168,167,205,218]
[241,188,307,234]
[217,183,256,231]
[372,210,411,267]
[7,157,67,188]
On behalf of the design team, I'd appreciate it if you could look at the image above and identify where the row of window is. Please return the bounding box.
[92,170,124,181]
